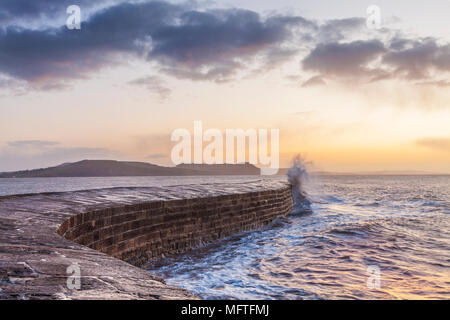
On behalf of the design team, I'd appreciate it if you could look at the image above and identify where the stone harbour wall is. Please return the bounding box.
[57,188,293,268]
[0,181,293,299]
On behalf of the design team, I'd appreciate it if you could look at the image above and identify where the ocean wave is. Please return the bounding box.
[149,175,450,300]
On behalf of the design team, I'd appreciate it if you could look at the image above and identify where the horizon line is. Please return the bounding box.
[1,159,449,176]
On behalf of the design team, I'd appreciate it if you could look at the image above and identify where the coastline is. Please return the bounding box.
[0,181,293,300]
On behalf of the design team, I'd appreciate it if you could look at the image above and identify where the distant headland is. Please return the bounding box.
[0,160,262,178]
[0,160,445,178]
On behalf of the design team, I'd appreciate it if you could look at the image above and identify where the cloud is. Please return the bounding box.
[302,36,450,85]
[0,140,120,171]
[0,1,310,87]
[415,137,450,152]
[128,76,171,99]
[0,1,449,90]
[0,0,72,22]
[161,61,242,83]
[0,1,183,84]
[302,40,386,80]
[0,77,20,88]
[149,11,309,79]
[383,38,450,79]
[0,0,119,26]
[317,17,366,42]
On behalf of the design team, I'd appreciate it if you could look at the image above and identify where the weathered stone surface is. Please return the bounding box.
[0,181,293,300]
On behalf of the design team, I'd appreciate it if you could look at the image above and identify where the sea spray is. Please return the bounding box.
[287,155,312,214]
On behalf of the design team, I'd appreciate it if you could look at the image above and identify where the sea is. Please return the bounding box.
[1,174,449,299]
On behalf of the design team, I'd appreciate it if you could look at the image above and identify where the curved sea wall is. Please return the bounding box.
[0,181,293,299]
[57,188,293,268]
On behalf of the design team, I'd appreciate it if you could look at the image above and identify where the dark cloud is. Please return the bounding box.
[416,138,450,152]
[383,38,450,79]
[388,37,414,51]
[150,10,300,64]
[0,1,449,89]
[0,0,117,25]
[302,36,450,84]
[0,1,181,82]
[141,10,312,81]
[302,40,386,79]
[0,0,70,21]
[0,1,309,86]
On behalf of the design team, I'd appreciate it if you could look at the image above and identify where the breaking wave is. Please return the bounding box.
[287,155,312,214]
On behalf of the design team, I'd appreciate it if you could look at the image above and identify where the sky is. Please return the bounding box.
[0,0,449,173]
